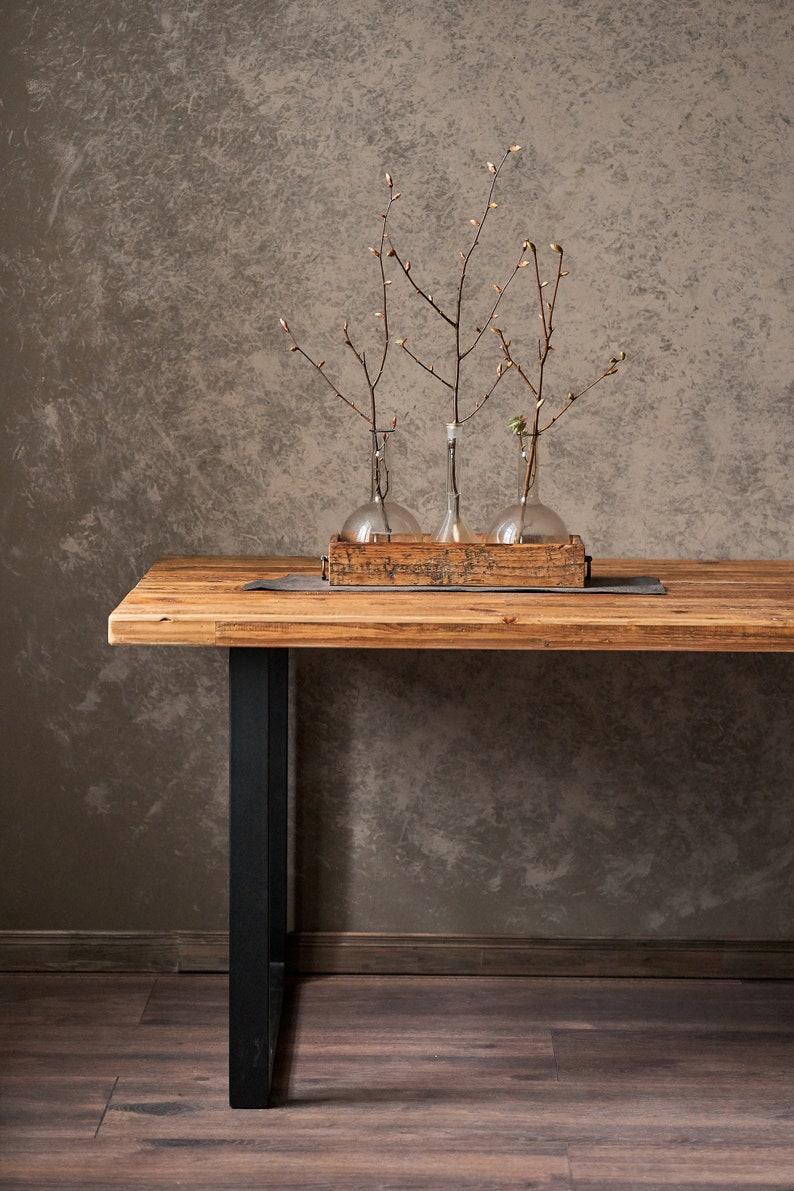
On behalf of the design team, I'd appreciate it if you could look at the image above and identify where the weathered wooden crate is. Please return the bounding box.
[327,534,587,587]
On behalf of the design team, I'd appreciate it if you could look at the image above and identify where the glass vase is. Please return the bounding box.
[340,429,422,542]
[432,422,478,543]
[485,434,568,544]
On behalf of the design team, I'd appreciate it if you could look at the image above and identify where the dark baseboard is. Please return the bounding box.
[289,933,794,978]
[1,930,793,978]
[0,931,229,973]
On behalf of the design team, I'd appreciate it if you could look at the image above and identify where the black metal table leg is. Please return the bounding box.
[228,647,289,1108]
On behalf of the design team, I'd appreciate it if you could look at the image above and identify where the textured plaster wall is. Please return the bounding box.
[2,0,792,937]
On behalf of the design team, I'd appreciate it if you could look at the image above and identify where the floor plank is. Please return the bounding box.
[0,974,155,1027]
[1,973,793,1189]
[0,1138,573,1189]
[0,1076,117,1140]
[270,974,794,1032]
[0,1022,226,1078]
[568,1143,794,1188]
[96,1076,794,1145]
[553,1027,794,1084]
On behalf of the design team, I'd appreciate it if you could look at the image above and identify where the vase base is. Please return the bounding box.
[340,499,422,543]
[431,512,478,544]
[485,500,568,545]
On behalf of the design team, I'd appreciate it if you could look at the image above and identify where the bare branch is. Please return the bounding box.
[387,144,522,424]
[492,327,538,400]
[458,362,510,423]
[279,320,372,423]
[396,339,454,390]
[461,240,531,359]
[384,232,456,326]
[539,353,626,433]
[493,241,626,503]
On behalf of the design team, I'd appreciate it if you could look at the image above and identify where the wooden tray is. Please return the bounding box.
[327,534,587,588]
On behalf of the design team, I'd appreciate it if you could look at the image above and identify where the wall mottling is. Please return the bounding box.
[2,0,792,937]
[296,650,793,936]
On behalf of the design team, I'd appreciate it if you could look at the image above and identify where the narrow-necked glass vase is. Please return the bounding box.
[432,422,478,543]
[485,435,568,544]
[340,429,422,543]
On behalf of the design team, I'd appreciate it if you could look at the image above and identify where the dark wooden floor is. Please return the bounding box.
[1,974,793,1189]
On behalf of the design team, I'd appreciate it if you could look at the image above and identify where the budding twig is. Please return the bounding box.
[491,242,626,501]
[279,318,371,423]
[386,144,523,424]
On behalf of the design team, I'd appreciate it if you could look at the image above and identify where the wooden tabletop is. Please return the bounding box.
[107,555,794,652]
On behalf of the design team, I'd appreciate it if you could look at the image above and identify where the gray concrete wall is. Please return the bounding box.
[2,0,792,938]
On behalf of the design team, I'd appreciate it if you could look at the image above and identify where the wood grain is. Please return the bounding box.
[2,973,794,1187]
[108,555,794,651]
[6,931,794,978]
[327,534,587,587]
[568,1144,794,1188]
[288,933,794,979]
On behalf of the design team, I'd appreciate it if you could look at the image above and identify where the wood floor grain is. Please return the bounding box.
[1,973,793,1188]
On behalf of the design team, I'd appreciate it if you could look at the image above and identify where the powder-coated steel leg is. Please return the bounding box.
[228,647,289,1108]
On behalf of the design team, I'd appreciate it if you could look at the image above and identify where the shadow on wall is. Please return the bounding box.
[295,649,794,939]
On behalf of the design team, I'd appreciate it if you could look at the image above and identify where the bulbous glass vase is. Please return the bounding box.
[340,429,422,543]
[485,436,568,544]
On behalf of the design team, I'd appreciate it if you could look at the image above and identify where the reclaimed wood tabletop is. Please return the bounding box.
[108,555,794,652]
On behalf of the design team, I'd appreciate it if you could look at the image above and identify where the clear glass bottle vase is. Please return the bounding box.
[485,434,568,544]
[432,422,478,543]
[340,429,422,542]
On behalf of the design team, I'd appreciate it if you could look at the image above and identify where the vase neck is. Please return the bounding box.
[520,432,541,506]
[370,429,391,505]
[432,421,477,543]
[445,422,462,513]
